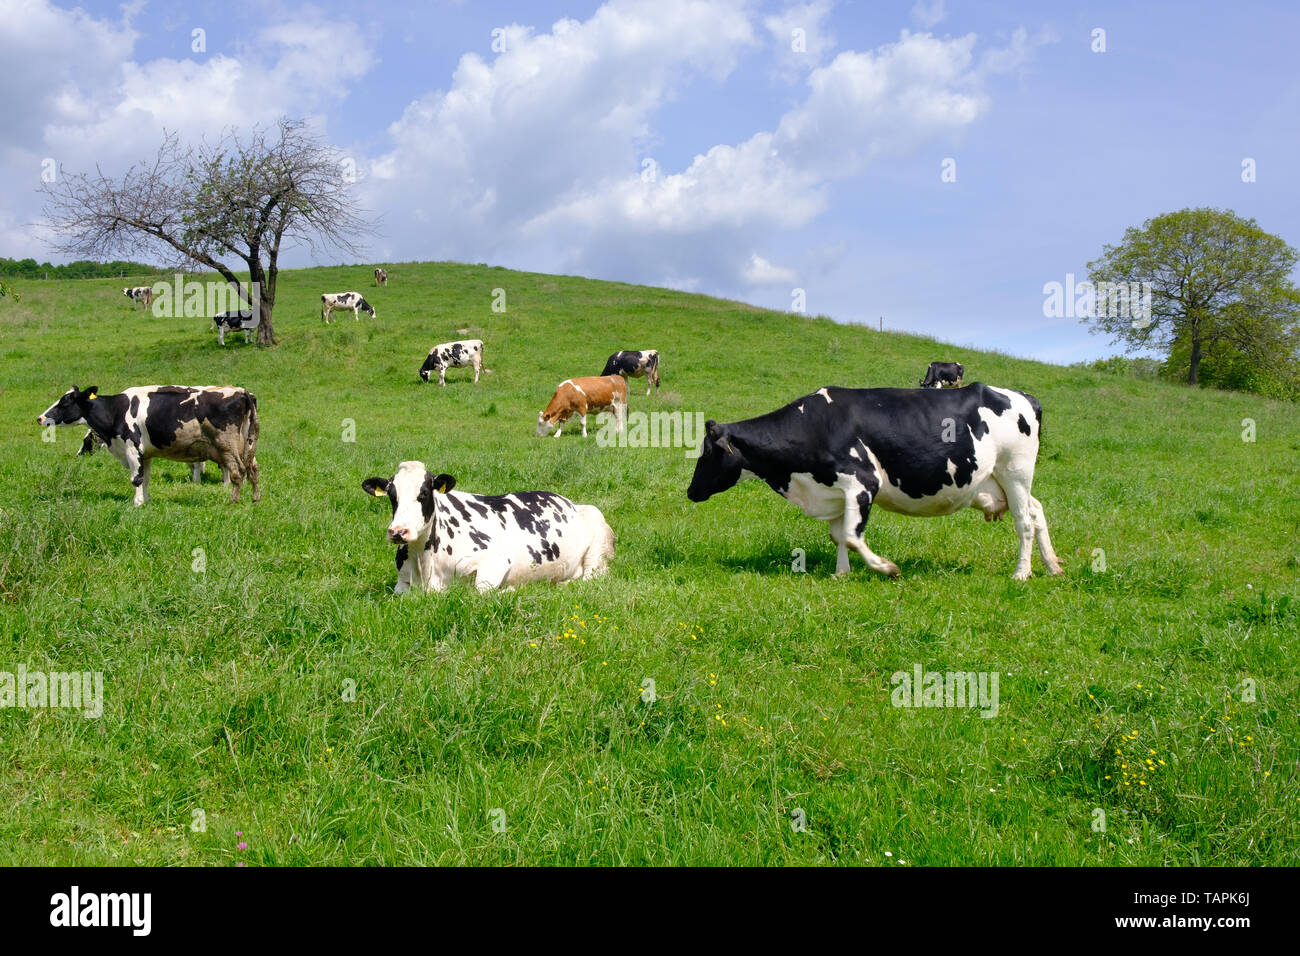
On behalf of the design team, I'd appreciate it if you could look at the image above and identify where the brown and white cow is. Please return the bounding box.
[39,385,259,506]
[536,375,628,438]
[374,268,388,286]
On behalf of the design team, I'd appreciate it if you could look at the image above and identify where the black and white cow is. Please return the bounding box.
[213,309,258,345]
[38,385,260,506]
[374,268,388,286]
[601,349,661,395]
[418,339,487,386]
[362,461,616,593]
[321,291,376,323]
[687,383,1063,580]
[920,361,964,388]
[123,286,154,309]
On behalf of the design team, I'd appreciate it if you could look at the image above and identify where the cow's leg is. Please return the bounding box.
[996,469,1037,580]
[1029,495,1063,575]
[579,412,588,438]
[439,368,447,387]
[190,462,204,483]
[217,326,226,346]
[614,399,627,432]
[353,306,361,321]
[827,522,851,575]
[244,328,253,344]
[132,456,152,507]
[473,357,481,384]
[474,556,510,591]
[840,472,900,578]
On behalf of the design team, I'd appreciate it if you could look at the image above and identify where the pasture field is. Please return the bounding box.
[0,262,1296,866]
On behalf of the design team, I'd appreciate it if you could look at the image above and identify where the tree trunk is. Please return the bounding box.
[1188,336,1202,385]
[257,294,276,346]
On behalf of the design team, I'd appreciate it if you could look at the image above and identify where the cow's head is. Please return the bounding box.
[38,386,98,427]
[358,298,376,318]
[363,461,455,544]
[687,420,747,502]
[536,409,560,436]
[121,288,132,299]
[418,352,439,382]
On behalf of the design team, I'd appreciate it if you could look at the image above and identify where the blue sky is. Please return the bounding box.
[3,0,1296,363]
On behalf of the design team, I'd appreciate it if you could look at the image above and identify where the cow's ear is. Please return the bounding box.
[362,477,390,497]
[705,419,720,435]
[431,473,455,494]
[83,386,98,400]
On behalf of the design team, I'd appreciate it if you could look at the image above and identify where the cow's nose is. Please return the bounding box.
[388,527,414,543]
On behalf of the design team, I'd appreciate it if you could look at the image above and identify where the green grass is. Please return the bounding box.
[1,261,1296,866]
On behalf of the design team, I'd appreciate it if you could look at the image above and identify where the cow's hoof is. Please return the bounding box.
[884,564,901,578]
[1049,564,1065,576]
[1011,570,1032,581]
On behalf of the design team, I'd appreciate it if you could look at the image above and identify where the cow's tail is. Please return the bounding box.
[242,391,260,467]
[1023,391,1043,440]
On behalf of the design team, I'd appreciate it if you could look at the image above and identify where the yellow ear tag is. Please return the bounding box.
[87,392,97,400]
[371,488,385,497]
[437,482,450,493]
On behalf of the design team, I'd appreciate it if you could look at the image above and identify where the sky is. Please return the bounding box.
[2,0,1297,363]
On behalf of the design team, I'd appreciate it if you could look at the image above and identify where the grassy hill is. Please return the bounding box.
[0,261,1296,865]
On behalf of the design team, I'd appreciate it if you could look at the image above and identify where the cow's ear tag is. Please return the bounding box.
[87,391,97,400]
[371,488,385,497]
[724,442,735,455]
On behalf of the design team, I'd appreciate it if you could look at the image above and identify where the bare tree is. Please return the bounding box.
[41,118,372,345]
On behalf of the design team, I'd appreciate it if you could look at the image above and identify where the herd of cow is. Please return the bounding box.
[42,278,1062,591]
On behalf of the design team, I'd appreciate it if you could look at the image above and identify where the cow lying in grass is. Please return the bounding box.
[687,383,1063,580]
[536,375,628,438]
[39,384,259,506]
[362,461,616,593]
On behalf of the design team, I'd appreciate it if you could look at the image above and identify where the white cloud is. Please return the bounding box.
[911,0,947,30]
[0,0,375,257]
[764,0,836,77]
[527,29,999,288]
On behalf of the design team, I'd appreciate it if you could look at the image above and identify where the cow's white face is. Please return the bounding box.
[536,412,556,436]
[363,462,456,544]
[38,386,96,427]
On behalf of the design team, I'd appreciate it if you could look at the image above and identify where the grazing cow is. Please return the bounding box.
[920,361,964,388]
[321,291,376,323]
[374,268,388,286]
[536,375,628,438]
[601,349,661,396]
[419,339,487,386]
[123,286,154,309]
[212,309,258,345]
[38,385,260,507]
[686,383,1063,581]
[362,461,616,593]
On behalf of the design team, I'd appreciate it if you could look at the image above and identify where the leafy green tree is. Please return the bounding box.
[1086,207,1300,388]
